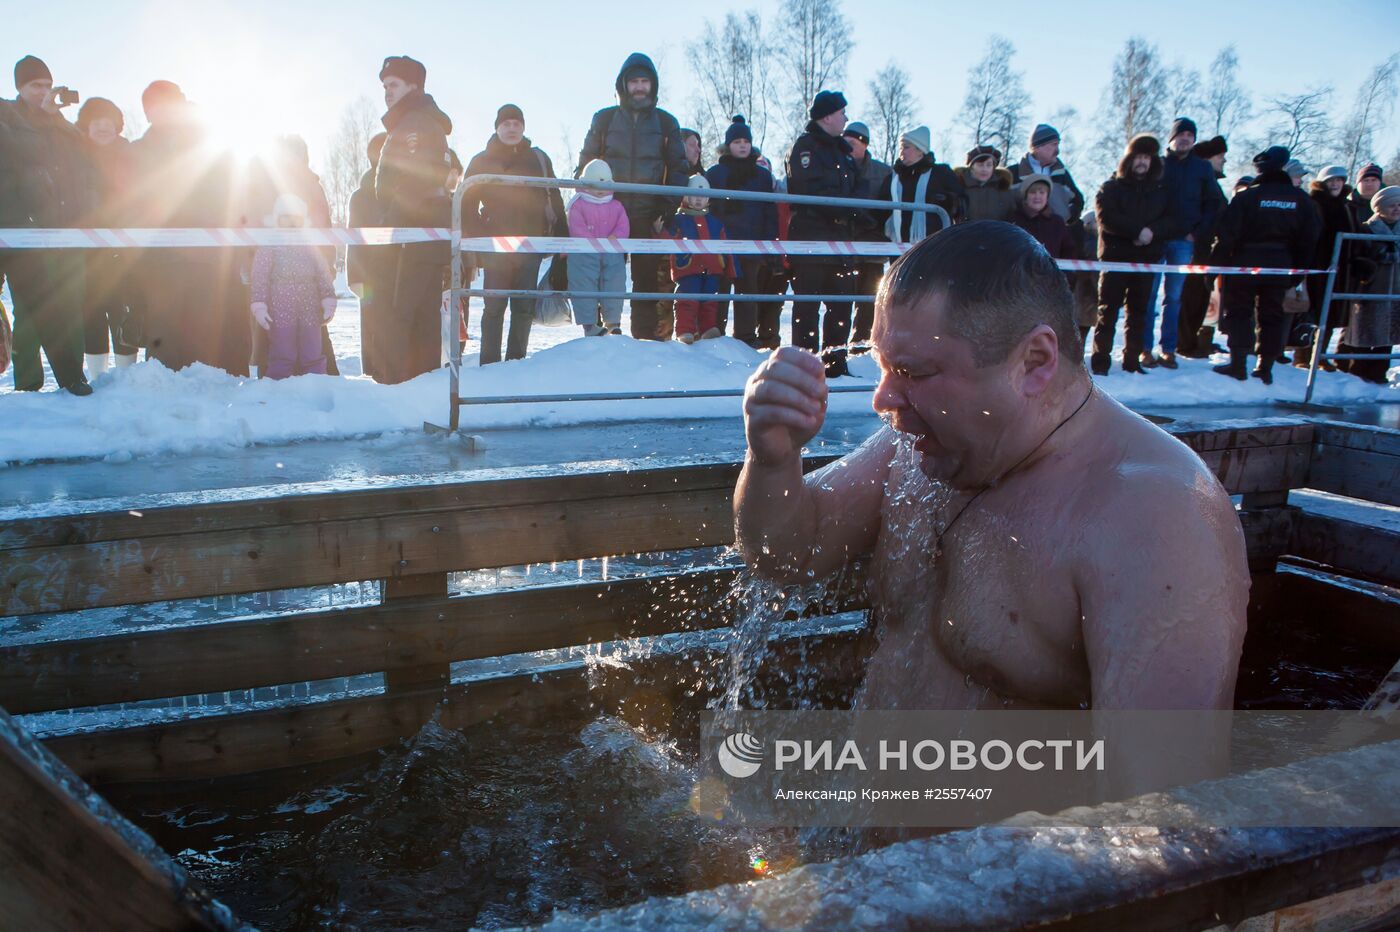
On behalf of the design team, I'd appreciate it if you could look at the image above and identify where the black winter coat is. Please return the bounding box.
[1160,151,1221,242]
[375,89,453,228]
[786,121,861,242]
[348,167,393,286]
[0,98,95,227]
[704,154,778,242]
[877,155,961,240]
[1309,182,1361,267]
[1209,170,1321,274]
[1094,152,1180,262]
[1009,153,1086,228]
[578,53,689,228]
[462,134,567,238]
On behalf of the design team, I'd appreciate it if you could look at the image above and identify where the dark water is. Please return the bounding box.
[134,710,804,930]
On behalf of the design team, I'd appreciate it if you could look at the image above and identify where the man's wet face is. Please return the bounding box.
[870,297,1014,489]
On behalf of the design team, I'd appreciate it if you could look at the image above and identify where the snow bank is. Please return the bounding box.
[0,332,1393,465]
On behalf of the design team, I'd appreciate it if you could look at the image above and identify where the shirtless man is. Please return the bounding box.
[735,221,1248,711]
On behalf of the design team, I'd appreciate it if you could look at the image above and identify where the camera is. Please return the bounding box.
[57,88,79,106]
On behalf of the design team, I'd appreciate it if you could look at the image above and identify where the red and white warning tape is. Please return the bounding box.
[0,227,1324,277]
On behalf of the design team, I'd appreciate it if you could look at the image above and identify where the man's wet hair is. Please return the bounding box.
[878,221,1081,368]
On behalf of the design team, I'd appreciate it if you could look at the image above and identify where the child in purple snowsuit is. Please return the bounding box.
[250,194,337,379]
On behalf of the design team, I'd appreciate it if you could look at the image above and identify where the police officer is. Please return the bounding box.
[1209,145,1321,385]
[787,90,862,378]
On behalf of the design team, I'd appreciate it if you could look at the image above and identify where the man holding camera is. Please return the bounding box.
[0,55,93,394]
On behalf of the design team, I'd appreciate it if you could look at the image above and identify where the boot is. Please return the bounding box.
[1090,354,1110,377]
[113,353,138,369]
[65,380,94,396]
[699,327,722,340]
[679,332,696,345]
[1139,351,1159,369]
[1158,352,1179,370]
[1122,353,1147,374]
[1213,356,1247,381]
[85,353,110,379]
[1251,364,1274,386]
[824,352,850,379]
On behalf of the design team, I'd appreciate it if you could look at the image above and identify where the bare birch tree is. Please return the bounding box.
[1264,87,1333,165]
[1335,55,1399,176]
[121,108,148,142]
[1091,37,1168,174]
[1162,63,1203,125]
[867,61,918,166]
[958,35,1030,157]
[686,10,774,155]
[771,0,854,146]
[321,95,379,227]
[1203,45,1251,138]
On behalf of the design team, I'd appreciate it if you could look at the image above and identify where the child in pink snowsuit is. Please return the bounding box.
[250,195,337,379]
[568,159,630,335]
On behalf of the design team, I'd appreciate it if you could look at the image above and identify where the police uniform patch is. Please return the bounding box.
[800,151,811,169]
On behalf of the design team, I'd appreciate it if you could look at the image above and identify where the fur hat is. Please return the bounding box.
[1030,123,1059,148]
[901,125,932,157]
[76,97,123,134]
[809,90,847,121]
[1126,134,1161,157]
[379,55,426,89]
[1191,135,1228,159]
[579,159,613,185]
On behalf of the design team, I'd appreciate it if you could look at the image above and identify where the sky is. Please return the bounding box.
[6,0,1397,193]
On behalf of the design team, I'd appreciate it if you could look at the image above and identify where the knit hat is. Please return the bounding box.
[1252,146,1290,174]
[901,125,932,157]
[1372,186,1400,214]
[1169,117,1197,142]
[724,115,752,146]
[1358,162,1383,183]
[76,97,123,134]
[1316,164,1348,183]
[270,193,309,227]
[1126,133,1160,157]
[14,55,51,89]
[1019,175,1053,194]
[1030,123,1059,148]
[1191,135,1228,159]
[379,55,426,89]
[966,144,1001,166]
[809,89,847,121]
[141,80,185,116]
[842,121,870,145]
[1284,159,1308,180]
[580,159,613,185]
[495,103,523,127]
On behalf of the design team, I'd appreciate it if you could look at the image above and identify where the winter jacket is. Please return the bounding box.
[82,135,135,228]
[851,152,892,242]
[347,167,387,286]
[462,134,567,238]
[1094,150,1180,262]
[704,153,778,242]
[786,120,861,244]
[251,245,335,325]
[669,210,737,282]
[1011,199,1076,260]
[954,165,1016,223]
[1160,150,1221,242]
[1008,153,1085,228]
[1346,188,1374,231]
[375,88,453,229]
[1209,169,1321,275]
[877,155,962,243]
[1308,181,1362,268]
[1346,215,1400,347]
[0,97,95,227]
[568,193,630,239]
[130,116,240,259]
[578,53,689,229]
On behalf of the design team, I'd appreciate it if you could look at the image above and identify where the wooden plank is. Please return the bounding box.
[0,707,238,930]
[1292,511,1400,584]
[1,485,737,617]
[1313,421,1400,457]
[1170,417,1315,453]
[1197,442,1312,496]
[380,572,450,696]
[41,624,866,785]
[1307,445,1400,508]
[1239,505,1299,573]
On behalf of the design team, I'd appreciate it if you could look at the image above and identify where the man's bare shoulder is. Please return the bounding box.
[1076,408,1232,521]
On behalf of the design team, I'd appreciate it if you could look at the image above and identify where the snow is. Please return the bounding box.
[0,297,1395,466]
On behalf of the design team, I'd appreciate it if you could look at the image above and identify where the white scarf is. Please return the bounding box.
[886,169,932,244]
[575,191,614,205]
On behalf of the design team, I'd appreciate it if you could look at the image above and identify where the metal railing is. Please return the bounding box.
[441,174,950,431]
[1296,231,1400,408]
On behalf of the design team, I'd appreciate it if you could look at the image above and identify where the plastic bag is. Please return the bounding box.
[532,256,573,327]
